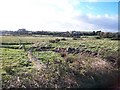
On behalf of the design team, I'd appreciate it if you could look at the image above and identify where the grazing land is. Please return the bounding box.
[1,35,119,89]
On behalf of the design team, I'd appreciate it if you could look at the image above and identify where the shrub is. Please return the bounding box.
[95,36,101,39]
[73,37,77,40]
[49,40,56,43]
[55,38,60,42]
[61,38,67,41]
[49,38,61,43]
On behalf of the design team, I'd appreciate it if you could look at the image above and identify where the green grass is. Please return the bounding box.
[2,35,118,53]
[1,48,33,75]
[1,35,119,88]
[49,38,118,55]
[33,51,63,63]
[1,36,64,43]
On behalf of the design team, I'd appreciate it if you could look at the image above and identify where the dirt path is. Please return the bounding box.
[27,47,46,70]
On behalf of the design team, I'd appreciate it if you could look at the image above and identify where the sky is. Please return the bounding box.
[0,0,119,32]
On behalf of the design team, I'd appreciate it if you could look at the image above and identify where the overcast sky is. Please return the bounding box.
[0,0,119,32]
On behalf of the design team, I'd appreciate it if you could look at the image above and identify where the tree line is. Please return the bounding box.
[1,29,120,40]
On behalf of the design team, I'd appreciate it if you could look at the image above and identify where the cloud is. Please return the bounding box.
[79,0,119,2]
[0,0,80,31]
[75,14,118,32]
[0,0,118,32]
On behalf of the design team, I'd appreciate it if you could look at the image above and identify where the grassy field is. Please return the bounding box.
[1,35,119,88]
[1,36,64,43]
[1,36,118,52]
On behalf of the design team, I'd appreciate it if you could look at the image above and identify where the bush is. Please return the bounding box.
[73,37,77,40]
[49,40,56,43]
[95,36,101,39]
[55,38,60,42]
[49,39,60,43]
[61,38,67,41]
